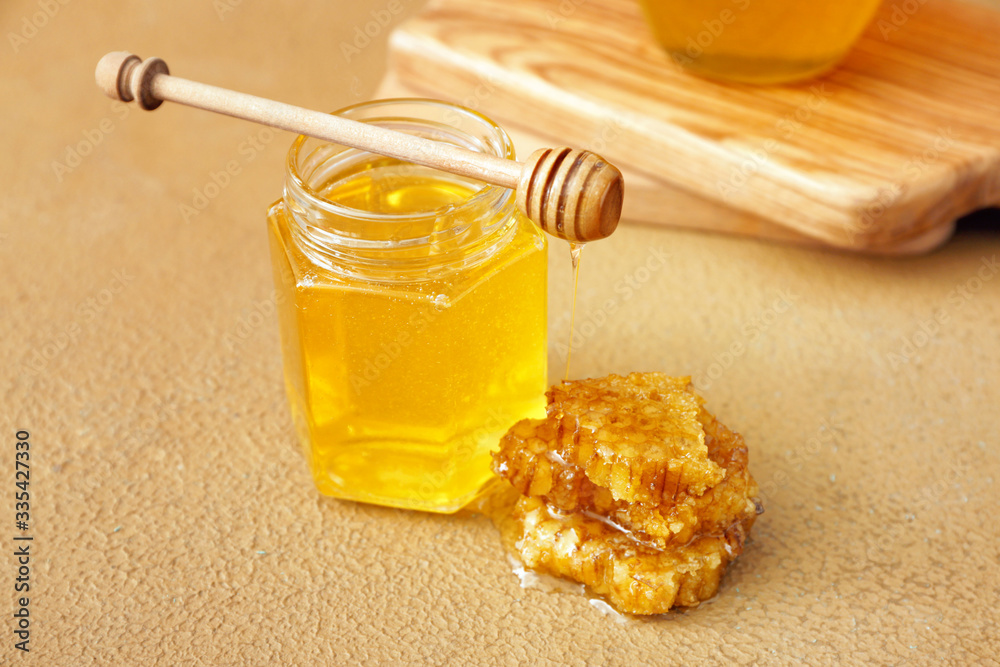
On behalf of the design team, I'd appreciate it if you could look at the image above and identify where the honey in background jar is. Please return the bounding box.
[639,0,883,84]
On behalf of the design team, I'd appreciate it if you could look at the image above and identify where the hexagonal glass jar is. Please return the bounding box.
[267,99,548,512]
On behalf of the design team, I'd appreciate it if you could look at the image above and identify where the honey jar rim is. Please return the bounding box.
[284,97,517,223]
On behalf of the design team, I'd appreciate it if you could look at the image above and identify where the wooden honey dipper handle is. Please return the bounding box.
[95,51,622,243]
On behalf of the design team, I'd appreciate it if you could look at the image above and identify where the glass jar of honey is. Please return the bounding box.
[267,99,548,513]
[639,0,882,84]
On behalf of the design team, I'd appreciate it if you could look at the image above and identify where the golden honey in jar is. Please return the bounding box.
[267,99,548,513]
[639,0,883,83]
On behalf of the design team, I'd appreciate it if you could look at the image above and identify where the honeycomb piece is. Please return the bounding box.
[493,385,753,546]
[492,413,595,511]
[495,373,725,505]
[599,408,760,548]
[490,372,762,614]
[494,406,758,546]
[503,496,752,615]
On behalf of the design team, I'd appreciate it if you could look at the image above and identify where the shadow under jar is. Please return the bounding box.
[268,99,548,513]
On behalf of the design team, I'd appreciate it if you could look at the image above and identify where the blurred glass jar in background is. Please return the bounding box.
[639,0,883,84]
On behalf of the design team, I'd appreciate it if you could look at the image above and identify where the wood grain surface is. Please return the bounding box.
[382,0,1000,253]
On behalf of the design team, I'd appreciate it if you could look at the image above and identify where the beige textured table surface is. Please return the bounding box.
[2,0,999,664]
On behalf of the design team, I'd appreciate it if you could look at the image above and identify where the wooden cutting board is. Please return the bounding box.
[378,0,1000,254]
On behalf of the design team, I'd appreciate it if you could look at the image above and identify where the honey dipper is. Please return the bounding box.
[95,52,623,243]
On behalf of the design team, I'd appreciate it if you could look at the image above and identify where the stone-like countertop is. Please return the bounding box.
[2,0,997,663]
